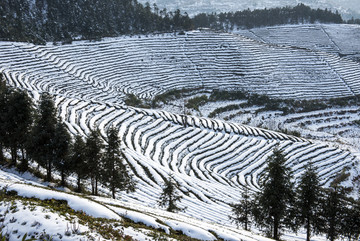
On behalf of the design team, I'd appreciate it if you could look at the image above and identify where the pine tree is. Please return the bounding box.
[0,73,9,163]
[342,198,360,241]
[254,148,295,240]
[27,93,57,182]
[321,170,352,241]
[295,164,323,241]
[85,128,103,195]
[102,127,135,199]
[229,186,252,230]
[70,135,88,192]
[158,173,185,213]
[5,89,33,168]
[52,120,71,186]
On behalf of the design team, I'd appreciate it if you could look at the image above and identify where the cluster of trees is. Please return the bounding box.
[230,149,360,241]
[0,0,192,44]
[193,4,343,30]
[0,1,350,44]
[0,75,185,210]
[347,18,360,25]
[0,74,135,198]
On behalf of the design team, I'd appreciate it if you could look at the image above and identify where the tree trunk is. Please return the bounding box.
[77,177,81,193]
[95,177,98,196]
[306,218,311,241]
[46,160,52,182]
[273,218,279,240]
[10,146,17,166]
[60,170,66,186]
[19,147,28,172]
[0,144,4,163]
[91,177,95,195]
[112,185,115,199]
[21,147,26,162]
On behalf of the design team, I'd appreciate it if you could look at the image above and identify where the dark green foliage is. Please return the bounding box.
[52,120,72,186]
[158,174,185,213]
[295,164,323,241]
[0,0,193,43]
[254,149,295,240]
[209,89,247,101]
[354,120,360,127]
[229,187,252,230]
[0,74,9,163]
[4,90,33,167]
[85,128,104,195]
[125,94,143,107]
[342,198,360,241]
[347,18,360,25]
[27,93,57,182]
[69,135,88,192]
[152,88,201,107]
[208,104,241,118]
[185,95,208,112]
[102,127,136,199]
[321,170,353,241]
[0,80,33,168]
[193,4,343,30]
[124,93,153,108]
[207,89,359,118]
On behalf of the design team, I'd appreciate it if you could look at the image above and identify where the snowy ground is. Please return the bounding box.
[0,25,359,240]
[0,167,330,241]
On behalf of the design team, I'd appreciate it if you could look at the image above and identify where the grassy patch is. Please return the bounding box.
[0,188,131,240]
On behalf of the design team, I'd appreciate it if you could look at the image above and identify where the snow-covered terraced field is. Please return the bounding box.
[1,28,359,237]
[200,102,360,152]
[236,24,360,62]
[1,26,360,101]
[50,93,358,226]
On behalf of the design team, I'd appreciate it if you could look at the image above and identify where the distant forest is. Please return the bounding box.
[193,4,343,30]
[0,0,355,44]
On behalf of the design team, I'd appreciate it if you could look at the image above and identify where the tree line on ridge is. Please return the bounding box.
[0,1,348,44]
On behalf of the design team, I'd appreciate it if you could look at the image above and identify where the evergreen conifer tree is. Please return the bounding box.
[52,120,71,186]
[70,135,88,192]
[158,173,185,213]
[27,93,57,181]
[254,148,295,240]
[229,187,252,230]
[295,164,323,241]
[5,89,33,168]
[342,198,360,241]
[321,170,352,241]
[0,73,9,163]
[102,127,135,199]
[85,128,103,195]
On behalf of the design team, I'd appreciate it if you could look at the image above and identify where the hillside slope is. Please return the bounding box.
[1,26,359,240]
[1,26,360,102]
[1,92,358,240]
[236,24,360,61]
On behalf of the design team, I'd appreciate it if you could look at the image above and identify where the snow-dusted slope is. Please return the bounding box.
[1,92,357,240]
[1,28,359,240]
[0,174,279,241]
[50,94,356,227]
[236,24,360,61]
[1,28,360,102]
